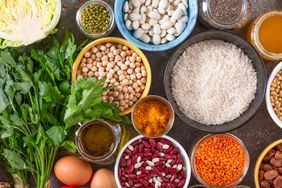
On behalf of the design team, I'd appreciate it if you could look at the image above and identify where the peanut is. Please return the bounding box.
[264,169,279,181]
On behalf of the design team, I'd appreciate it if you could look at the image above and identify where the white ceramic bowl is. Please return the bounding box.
[114,135,191,188]
[266,61,282,128]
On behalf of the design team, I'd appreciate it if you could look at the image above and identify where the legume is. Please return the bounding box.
[81,3,110,33]
[118,137,187,188]
[77,43,147,111]
[270,70,282,120]
[195,135,246,186]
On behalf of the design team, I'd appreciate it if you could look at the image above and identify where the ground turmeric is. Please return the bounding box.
[133,98,170,137]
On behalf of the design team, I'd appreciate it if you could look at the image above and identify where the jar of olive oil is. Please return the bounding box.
[75,120,129,165]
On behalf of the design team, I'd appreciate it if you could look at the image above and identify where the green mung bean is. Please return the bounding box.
[81,3,110,33]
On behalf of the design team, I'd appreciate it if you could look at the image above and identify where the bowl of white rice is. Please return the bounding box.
[164,31,266,132]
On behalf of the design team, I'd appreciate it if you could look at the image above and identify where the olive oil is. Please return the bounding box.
[81,123,114,157]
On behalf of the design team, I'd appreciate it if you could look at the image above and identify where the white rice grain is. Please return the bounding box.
[171,40,257,125]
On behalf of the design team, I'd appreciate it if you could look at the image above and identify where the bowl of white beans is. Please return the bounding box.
[72,37,152,115]
[114,0,198,51]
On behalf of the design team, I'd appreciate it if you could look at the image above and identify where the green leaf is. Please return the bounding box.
[1,128,13,139]
[61,141,77,153]
[3,149,27,170]
[0,51,16,67]
[46,126,67,147]
[14,81,32,94]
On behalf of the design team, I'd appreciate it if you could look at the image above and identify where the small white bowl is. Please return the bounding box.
[114,135,191,188]
[266,61,282,128]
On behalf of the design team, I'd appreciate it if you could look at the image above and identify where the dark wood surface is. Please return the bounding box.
[1,0,282,187]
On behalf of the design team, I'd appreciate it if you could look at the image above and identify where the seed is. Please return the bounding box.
[137,156,141,163]
[128,145,134,151]
[152,158,160,163]
[165,163,171,167]
[134,163,142,169]
[145,166,152,171]
[162,144,170,149]
[177,164,182,171]
[136,171,142,175]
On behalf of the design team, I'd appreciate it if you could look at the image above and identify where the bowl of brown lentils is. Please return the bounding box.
[266,61,282,129]
[72,37,152,115]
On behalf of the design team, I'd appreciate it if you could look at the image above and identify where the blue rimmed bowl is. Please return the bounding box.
[114,0,198,52]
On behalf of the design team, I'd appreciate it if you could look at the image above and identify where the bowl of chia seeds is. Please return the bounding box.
[76,0,115,39]
[198,0,251,30]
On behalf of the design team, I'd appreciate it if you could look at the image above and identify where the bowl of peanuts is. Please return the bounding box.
[72,37,152,115]
[254,139,282,188]
[266,61,282,129]
[190,133,250,187]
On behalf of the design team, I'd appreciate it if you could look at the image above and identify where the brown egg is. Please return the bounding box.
[54,156,93,186]
[90,169,117,188]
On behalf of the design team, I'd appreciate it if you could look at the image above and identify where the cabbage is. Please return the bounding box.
[0,0,61,48]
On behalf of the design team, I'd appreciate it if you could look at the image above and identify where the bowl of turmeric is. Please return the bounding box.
[131,95,175,138]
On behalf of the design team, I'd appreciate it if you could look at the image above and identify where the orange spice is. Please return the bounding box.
[195,135,245,186]
[133,98,170,137]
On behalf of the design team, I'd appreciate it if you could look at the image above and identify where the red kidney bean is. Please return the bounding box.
[165,147,173,153]
[140,179,149,186]
[126,159,131,166]
[132,155,138,164]
[142,140,150,148]
[149,138,156,147]
[138,144,144,152]
[144,148,151,153]
[134,183,143,187]
[144,153,153,157]
[178,179,185,187]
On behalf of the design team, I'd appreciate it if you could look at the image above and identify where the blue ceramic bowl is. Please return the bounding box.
[114,0,198,52]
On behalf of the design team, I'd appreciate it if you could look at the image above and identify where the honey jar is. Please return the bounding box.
[247,11,282,61]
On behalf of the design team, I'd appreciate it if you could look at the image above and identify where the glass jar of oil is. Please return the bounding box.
[247,11,282,61]
[75,120,129,165]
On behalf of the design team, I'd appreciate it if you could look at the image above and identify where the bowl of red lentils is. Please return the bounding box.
[190,133,250,187]
[72,37,152,115]
[266,61,282,129]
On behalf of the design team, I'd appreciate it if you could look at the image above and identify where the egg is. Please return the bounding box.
[54,156,93,186]
[90,169,117,188]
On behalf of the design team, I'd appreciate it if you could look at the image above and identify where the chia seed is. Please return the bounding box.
[209,0,243,24]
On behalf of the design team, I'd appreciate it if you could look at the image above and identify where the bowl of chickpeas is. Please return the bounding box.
[72,37,152,115]
[266,61,282,129]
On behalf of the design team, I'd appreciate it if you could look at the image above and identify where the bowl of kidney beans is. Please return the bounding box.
[114,135,191,188]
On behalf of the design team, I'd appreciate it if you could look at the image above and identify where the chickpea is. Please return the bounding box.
[117,70,123,75]
[116,86,123,92]
[136,73,142,79]
[120,106,125,111]
[136,56,142,62]
[124,93,129,99]
[127,68,133,74]
[81,58,87,63]
[118,94,124,100]
[102,61,108,67]
[84,52,91,58]
[122,79,129,86]
[114,74,119,80]
[103,82,108,88]
[126,50,131,56]
[91,54,96,60]
[119,100,126,106]
[130,56,136,63]
[106,43,112,48]
[140,85,145,90]
[120,51,127,58]
[79,63,86,69]
[99,71,106,77]
[122,45,128,50]
[96,52,102,58]
[109,69,115,74]
[121,64,128,71]
[136,80,142,86]
[108,52,115,59]
[135,67,141,73]
[97,62,102,67]
[82,67,88,73]
[110,78,117,84]
[130,74,137,80]
[135,87,141,93]
[114,66,120,72]
[108,96,114,102]
[100,45,107,51]
[132,97,138,102]
[129,63,136,69]
[115,55,122,62]
[88,71,94,77]
[92,47,98,53]
[102,55,108,61]
[136,92,141,98]
[117,44,123,49]
[107,73,113,79]
[128,86,134,93]
[110,45,116,52]
[94,72,99,77]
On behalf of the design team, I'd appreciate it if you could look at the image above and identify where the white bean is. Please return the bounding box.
[129,13,141,21]
[159,0,168,9]
[124,13,128,21]
[161,37,167,44]
[140,6,147,13]
[160,21,173,29]
[171,9,183,20]
[167,27,176,34]
[152,0,159,8]
[180,16,189,23]
[125,20,133,30]
[161,29,167,37]
[145,0,151,6]
[130,0,141,8]
[141,23,151,30]
[175,21,186,34]
[148,11,161,20]
[134,28,145,38]
[152,35,161,45]
[178,3,187,12]
[140,14,146,24]
[166,34,175,41]
[140,34,151,43]
[132,21,140,30]
[123,1,129,12]
[149,19,158,26]
[153,24,161,35]
[158,8,166,15]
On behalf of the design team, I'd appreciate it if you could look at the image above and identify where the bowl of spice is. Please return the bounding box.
[247,11,282,61]
[254,139,282,188]
[266,61,282,129]
[198,0,250,30]
[164,30,266,133]
[114,0,198,51]
[76,0,115,39]
[132,95,175,137]
[115,135,191,188]
[191,133,250,187]
[72,37,152,115]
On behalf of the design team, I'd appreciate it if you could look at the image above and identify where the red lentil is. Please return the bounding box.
[195,135,245,186]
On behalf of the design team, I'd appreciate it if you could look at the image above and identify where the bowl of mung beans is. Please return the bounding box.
[72,37,152,115]
[190,133,250,187]
[266,61,282,129]
[76,0,115,39]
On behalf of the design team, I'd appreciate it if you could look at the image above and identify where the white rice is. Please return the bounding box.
[171,40,257,125]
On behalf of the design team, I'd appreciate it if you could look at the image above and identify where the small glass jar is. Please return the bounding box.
[76,0,115,39]
[75,120,125,165]
[198,0,250,30]
[247,11,282,61]
[190,133,250,188]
